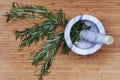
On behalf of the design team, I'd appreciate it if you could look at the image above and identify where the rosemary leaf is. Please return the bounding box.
[62,40,70,54]
[5,12,34,22]
[58,9,68,26]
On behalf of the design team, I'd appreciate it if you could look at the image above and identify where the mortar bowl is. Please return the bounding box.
[64,14,105,55]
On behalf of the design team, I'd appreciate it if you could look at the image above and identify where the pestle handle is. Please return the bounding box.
[80,30,114,45]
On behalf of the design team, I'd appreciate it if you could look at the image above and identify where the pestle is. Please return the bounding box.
[80,30,114,45]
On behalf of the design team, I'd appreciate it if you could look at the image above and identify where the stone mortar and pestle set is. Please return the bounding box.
[64,14,114,55]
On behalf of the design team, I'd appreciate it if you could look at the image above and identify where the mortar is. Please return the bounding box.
[64,14,114,55]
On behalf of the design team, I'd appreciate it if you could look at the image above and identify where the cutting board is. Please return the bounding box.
[0,0,120,80]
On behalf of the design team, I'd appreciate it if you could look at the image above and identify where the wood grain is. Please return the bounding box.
[0,0,120,80]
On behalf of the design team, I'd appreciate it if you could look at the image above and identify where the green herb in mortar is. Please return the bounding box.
[70,20,91,43]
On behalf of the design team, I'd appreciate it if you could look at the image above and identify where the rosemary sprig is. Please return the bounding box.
[32,32,63,80]
[17,19,57,47]
[6,2,69,80]
[6,2,90,80]
[5,12,36,22]
[5,2,51,22]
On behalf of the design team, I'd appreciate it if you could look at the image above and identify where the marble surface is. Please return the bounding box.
[79,30,113,45]
[64,14,105,55]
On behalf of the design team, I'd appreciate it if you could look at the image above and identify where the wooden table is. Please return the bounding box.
[0,0,120,80]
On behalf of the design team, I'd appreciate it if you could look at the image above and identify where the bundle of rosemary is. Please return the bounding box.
[5,2,90,80]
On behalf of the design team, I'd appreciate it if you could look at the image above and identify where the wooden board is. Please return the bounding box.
[0,0,120,80]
